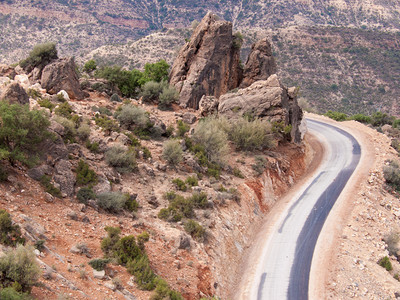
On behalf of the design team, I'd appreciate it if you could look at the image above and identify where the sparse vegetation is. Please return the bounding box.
[184,220,206,242]
[162,140,183,166]
[0,210,25,247]
[96,192,129,213]
[40,175,62,198]
[76,187,96,204]
[105,146,136,173]
[176,120,190,137]
[172,178,187,191]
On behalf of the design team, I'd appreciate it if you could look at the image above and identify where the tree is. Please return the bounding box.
[0,102,50,166]
[83,59,97,73]
[143,60,170,83]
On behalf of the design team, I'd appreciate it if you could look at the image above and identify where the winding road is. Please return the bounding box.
[248,118,361,300]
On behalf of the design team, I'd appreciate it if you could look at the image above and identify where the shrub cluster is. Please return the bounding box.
[0,210,25,247]
[105,146,136,173]
[95,115,120,135]
[230,118,274,151]
[184,220,206,242]
[115,104,149,130]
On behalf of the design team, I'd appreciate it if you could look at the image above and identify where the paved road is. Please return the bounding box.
[251,119,361,300]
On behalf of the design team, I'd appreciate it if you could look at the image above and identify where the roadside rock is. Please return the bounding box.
[0,82,29,105]
[169,12,242,109]
[41,57,87,100]
[240,38,277,88]
[218,75,303,143]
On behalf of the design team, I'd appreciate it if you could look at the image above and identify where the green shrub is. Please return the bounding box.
[37,98,55,111]
[0,102,50,166]
[142,60,170,83]
[228,188,241,203]
[176,120,190,137]
[54,116,76,143]
[192,117,229,166]
[165,125,174,137]
[110,93,122,102]
[185,175,198,187]
[140,81,167,102]
[77,123,91,141]
[324,110,348,121]
[19,42,58,71]
[158,86,179,110]
[252,156,267,176]
[188,192,208,208]
[76,160,97,186]
[378,256,393,271]
[105,146,136,173]
[83,59,97,73]
[184,220,206,242]
[371,111,393,127]
[76,187,96,204]
[142,147,152,159]
[232,167,244,178]
[124,194,139,212]
[0,165,8,181]
[0,210,25,247]
[55,102,74,119]
[0,245,41,292]
[384,232,400,258]
[172,178,187,191]
[383,160,400,191]
[114,235,142,265]
[97,192,128,213]
[101,226,121,256]
[206,164,220,179]
[88,258,110,271]
[151,278,183,300]
[162,140,183,166]
[158,194,194,222]
[95,115,119,135]
[127,255,156,290]
[115,105,149,129]
[34,240,45,252]
[350,114,371,124]
[86,140,99,153]
[39,175,62,198]
[0,287,31,299]
[164,191,178,201]
[233,31,244,49]
[230,118,274,151]
[137,231,150,250]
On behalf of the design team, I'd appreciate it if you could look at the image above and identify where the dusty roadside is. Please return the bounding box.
[233,126,326,299]
[308,113,400,299]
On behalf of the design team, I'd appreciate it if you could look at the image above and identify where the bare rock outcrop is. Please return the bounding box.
[240,38,277,88]
[0,82,29,105]
[199,95,219,117]
[41,57,87,100]
[0,64,16,79]
[218,75,303,143]
[169,12,242,109]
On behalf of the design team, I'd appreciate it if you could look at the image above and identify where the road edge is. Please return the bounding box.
[308,113,374,299]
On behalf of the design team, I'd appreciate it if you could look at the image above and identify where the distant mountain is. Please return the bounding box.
[1,0,400,114]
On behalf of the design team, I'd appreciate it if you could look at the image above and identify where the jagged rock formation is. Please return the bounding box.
[240,38,277,88]
[41,58,87,100]
[169,12,242,109]
[218,75,303,143]
[0,82,29,104]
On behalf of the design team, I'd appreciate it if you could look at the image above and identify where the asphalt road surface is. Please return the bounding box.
[251,119,361,300]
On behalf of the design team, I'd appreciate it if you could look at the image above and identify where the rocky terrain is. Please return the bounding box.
[0,12,309,299]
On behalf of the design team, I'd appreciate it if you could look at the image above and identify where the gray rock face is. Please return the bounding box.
[240,38,277,88]
[41,57,87,100]
[0,82,29,104]
[169,12,242,109]
[27,164,53,181]
[53,159,75,197]
[175,233,191,250]
[218,75,303,143]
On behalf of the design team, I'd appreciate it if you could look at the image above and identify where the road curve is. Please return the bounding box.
[250,118,361,300]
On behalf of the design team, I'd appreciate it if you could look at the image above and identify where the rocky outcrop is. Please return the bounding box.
[199,95,219,117]
[0,64,16,79]
[41,58,87,100]
[218,75,303,143]
[0,82,29,104]
[240,38,277,88]
[169,12,242,109]
[53,159,75,197]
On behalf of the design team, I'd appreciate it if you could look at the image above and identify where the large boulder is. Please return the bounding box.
[41,57,87,100]
[218,75,303,143]
[240,38,277,88]
[169,12,242,109]
[0,82,29,105]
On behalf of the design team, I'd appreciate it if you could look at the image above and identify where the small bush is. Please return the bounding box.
[40,175,62,198]
[88,258,110,271]
[192,117,229,166]
[95,115,119,135]
[83,60,97,73]
[232,167,244,178]
[76,160,97,186]
[137,231,150,250]
[350,114,371,124]
[188,192,208,208]
[114,235,142,265]
[115,105,149,129]
[185,175,198,187]
[140,81,167,102]
[383,160,400,191]
[96,192,127,213]
[105,146,136,173]
[371,111,393,127]
[76,187,96,204]
[101,227,121,256]
[54,116,76,142]
[110,93,122,102]
[0,245,41,292]
[19,42,58,71]
[142,147,152,159]
[55,102,74,119]
[0,287,30,299]
[0,210,25,247]
[172,178,187,191]
[252,156,267,176]
[151,278,183,300]
[176,120,190,137]
[77,123,91,141]
[324,110,348,121]
[158,86,179,110]
[184,220,206,242]
[37,98,55,111]
[230,118,274,151]
[158,195,194,222]
[384,232,400,258]
[162,140,183,166]
[0,165,8,182]
[126,255,156,290]
[378,256,393,271]
[86,140,99,153]
[124,194,139,212]
[34,240,45,252]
